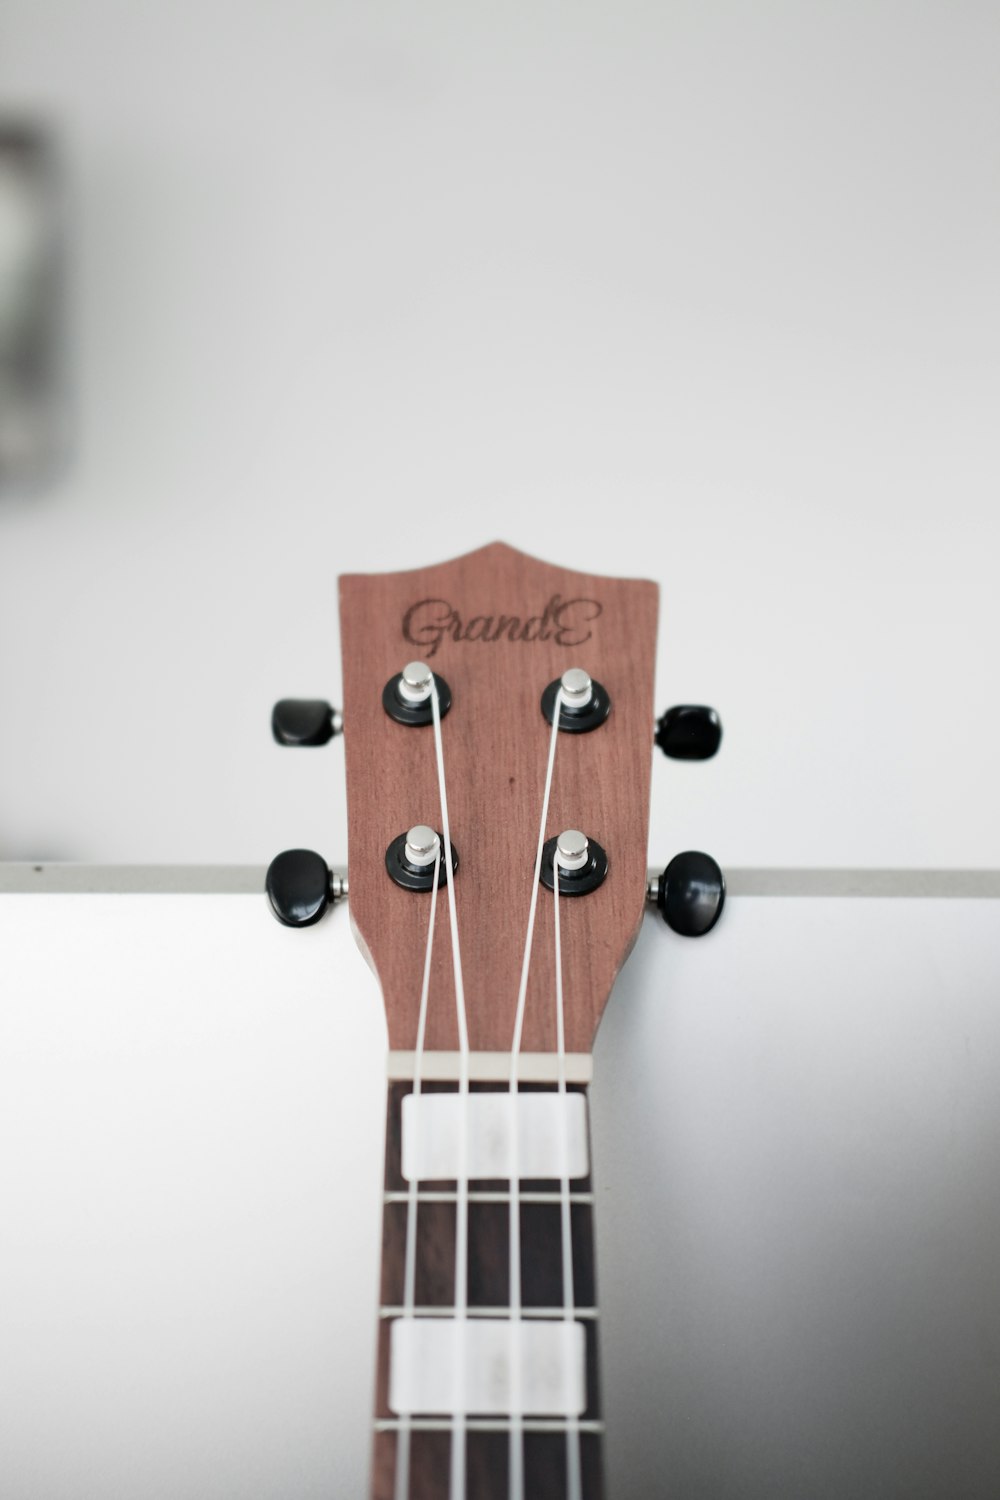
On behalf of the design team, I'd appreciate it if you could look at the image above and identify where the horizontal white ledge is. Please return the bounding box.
[715,868,1000,898]
[0,864,269,894]
[388,1316,587,1417]
[3,864,999,898]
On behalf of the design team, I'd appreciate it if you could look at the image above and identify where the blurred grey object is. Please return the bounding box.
[0,120,62,489]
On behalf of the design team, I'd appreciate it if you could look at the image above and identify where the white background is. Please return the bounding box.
[1,9,999,1500]
[0,0,998,871]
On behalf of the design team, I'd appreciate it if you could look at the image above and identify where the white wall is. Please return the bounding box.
[3,890,999,1499]
[0,0,997,869]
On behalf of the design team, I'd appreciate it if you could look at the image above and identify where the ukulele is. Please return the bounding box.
[266,542,724,1500]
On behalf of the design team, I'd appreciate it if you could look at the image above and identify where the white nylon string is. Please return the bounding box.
[553,850,583,1500]
[394,841,441,1500]
[507,689,564,1500]
[430,677,471,1500]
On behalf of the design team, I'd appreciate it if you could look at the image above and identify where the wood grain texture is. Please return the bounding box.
[339,542,658,1055]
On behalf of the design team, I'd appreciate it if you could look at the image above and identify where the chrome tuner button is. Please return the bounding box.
[403,824,440,867]
[385,826,458,890]
[540,828,608,895]
[541,666,611,733]
[398,661,434,705]
[559,668,594,710]
[555,828,590,870]
[383,662,452,726]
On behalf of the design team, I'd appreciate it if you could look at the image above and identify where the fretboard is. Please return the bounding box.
[371,1079,605,1500]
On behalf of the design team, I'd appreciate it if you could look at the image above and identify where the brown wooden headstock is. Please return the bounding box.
[339,542,658,1058]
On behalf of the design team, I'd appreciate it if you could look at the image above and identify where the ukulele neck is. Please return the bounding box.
[371,1073,606,1500]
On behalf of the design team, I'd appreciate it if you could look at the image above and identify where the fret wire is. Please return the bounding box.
[383,1189,596,1205]
[374,1422,611,1434]
[380,1306,599,1320]
[375,1418,606,1435]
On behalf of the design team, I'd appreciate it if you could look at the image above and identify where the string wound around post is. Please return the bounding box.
[383,661,453,727]
[541,667,611,733]
[385,825,458,891]
[540,829,608,895]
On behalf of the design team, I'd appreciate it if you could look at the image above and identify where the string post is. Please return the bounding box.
[398,661,434,704]
[541,831,608,896]
[560,667,593,710]
[383,663,452,726]
[555,829,590,872]
[385,827,457,890]
[541,670,611,733]
[404,825,440,867]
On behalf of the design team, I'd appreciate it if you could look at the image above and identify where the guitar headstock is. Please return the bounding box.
[337,542,659,1059]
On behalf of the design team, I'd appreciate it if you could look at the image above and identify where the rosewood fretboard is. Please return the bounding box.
[371,1080,605,1500]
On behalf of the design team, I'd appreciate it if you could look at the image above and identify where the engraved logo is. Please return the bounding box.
[402,594,603,659]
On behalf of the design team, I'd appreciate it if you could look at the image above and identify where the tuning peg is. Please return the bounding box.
[650,851,725,936]
[655,705,722,760]
[265,849,346,927]
[272,699,343,746]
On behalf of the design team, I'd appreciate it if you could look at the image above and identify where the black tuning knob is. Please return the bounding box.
[655,705,722,761]
[654,851,725,937]
[272,699,342,746]
[266,849,334,927]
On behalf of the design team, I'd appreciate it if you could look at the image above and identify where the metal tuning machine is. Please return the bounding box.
[648,852,726,937]
[265,849,346,927]
[653,702,725,934]
[655,704,722,760]
[271,699,343,746]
